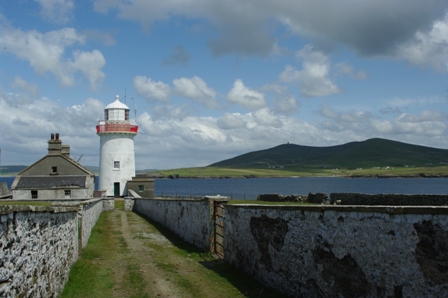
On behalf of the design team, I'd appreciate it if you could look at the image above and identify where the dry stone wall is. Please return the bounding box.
[224,204,448,298]
[133,196,229,250]
[0,206,79,298]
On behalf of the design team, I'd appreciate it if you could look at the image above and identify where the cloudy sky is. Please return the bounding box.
[1,0,448,170]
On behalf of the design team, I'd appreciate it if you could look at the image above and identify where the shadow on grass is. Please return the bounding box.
[133,210,205,254]
[133,211,287,298]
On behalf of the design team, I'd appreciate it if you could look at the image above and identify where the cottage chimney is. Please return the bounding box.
[61,144,70,157]
[48,133,62,155]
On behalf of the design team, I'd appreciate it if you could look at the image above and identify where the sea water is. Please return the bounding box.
[2,176,447,200]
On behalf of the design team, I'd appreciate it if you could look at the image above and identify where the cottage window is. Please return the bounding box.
[31,190,38,199]
[138,185,144,192]
[114,161,120,169]
[64,190,71,198]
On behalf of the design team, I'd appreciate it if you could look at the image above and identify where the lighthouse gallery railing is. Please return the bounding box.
[96,124,138,133]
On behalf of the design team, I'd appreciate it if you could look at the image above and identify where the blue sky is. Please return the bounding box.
[0,0,447,170]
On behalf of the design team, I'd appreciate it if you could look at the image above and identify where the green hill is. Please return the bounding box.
[208,138,448,171]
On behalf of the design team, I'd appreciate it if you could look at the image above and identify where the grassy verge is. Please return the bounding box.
[60,212,116,298]
[0,201,52,207]
[157,167,301,178]
[227,200,317,205]
[150,165,448,178]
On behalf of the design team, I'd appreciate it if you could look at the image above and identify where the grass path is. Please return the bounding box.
[61,201,286,298]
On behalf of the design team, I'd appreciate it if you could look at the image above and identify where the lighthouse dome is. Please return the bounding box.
[105,95,129,110]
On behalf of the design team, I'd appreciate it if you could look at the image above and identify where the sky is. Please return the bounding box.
[0,0,448,170]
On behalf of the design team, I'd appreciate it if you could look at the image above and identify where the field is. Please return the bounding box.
[147,165,448,179]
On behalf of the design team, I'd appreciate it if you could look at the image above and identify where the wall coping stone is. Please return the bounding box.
[51,198,103,207]
[146,195,230,202]
[224,204,448,215]
[0,204,79,216]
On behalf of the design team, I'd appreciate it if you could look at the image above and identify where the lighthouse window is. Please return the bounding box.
[125,110,129,120]
[105,110,109,121]
[114,161,120,169]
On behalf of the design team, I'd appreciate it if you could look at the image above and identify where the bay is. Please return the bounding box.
[154,177,448,200]
[2,176,447,200]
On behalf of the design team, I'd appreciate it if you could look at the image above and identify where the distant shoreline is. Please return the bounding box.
[2,174,448,179]
[138,174,448,180]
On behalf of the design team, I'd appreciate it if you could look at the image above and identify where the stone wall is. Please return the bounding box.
[79,199,103,248]
[0,182,8,196]
[223,204,448,297]
[133,196,229,250]
[0,205,79,297]
[124,198,134,211]
[331,193,448,205]
[102,198,114,211]
[0,198,107,297]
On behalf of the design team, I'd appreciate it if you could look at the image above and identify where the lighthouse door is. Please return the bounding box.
[114,182,120,197]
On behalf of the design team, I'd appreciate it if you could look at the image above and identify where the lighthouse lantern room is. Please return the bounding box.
[97,95,138,197]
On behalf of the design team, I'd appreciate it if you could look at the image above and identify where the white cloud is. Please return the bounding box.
[1,89,447,170]
[316,103,448,146]
[252,108,283,128]
[0,93,102,165]
[152,105,190,120]
[9,76,40,105]
[36,0,74,24]
[70,50,106,90]
[280,45,341,97]
[133,76,171,102]
[163,45,192,66]
[217,113,247,130]
[0,26,105,89]
[227,79,266,110]
[273,95,297,116]
[318,104,371,123]
[397,14,448,72]
[397,110,447,123]
[172,76,220,109]
[334,62,368,80]
[92,0,448,71]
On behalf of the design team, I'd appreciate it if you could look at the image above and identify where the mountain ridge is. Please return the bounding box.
[208,138,448,170]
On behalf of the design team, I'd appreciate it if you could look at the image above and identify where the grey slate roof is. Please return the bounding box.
[16,176,86,189]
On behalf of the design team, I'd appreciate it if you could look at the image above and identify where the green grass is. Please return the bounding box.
[0,201,52,207]
[60,212,115,298]
[227,200,317,205]
[115,199,124,210]
[136,214,287,298]
[155,165,448,178]
[127,260,151,298]
[158,166,300,178]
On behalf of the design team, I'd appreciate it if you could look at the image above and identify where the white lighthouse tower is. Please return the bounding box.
[96,95,138,197]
